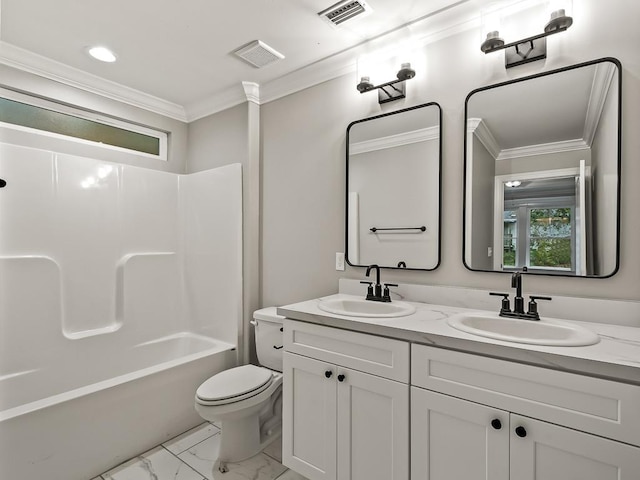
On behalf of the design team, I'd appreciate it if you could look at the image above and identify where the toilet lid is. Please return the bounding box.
[196,365,273,404]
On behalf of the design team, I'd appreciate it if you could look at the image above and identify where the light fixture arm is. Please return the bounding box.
[482,25,569,55]
[366,78,404,92]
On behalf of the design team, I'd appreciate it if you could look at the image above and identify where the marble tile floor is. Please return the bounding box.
[90,422,308,480]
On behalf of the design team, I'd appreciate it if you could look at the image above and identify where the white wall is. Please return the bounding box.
[261,78,380,305]
[186,103,248,172]
[257,0,640,306]
[179,1,639,308]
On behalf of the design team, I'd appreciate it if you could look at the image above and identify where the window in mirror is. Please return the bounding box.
[346,103,442,271]
[464,58,621,278]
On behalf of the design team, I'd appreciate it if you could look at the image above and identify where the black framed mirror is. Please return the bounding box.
[346,102,442,271]
[463,58,621,277]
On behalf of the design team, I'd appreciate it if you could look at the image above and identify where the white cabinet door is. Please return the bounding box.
[510,415,640,480]
[283,352,337,480]
[336,368,409,480]
[411,388,509,480]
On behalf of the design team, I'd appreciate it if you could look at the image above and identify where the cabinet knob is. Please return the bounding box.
[515,426,527,438]
[491,419,502,430]
[337,374,346,382]
[325,370,333,378]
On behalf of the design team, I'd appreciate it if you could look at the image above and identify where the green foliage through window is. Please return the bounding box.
[528,208,572,268]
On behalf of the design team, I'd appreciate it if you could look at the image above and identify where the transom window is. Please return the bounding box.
[0,88,167,160]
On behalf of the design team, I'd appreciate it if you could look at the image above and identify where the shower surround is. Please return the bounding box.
[0,142,243,480]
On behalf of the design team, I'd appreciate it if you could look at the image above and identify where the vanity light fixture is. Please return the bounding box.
[356,63,416,104]
[505,180,522,187]
[480,3,573,68]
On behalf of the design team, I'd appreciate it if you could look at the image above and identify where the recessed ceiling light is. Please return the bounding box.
[88,46,117,63]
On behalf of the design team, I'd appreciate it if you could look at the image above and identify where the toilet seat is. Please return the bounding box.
[196,365,274,406]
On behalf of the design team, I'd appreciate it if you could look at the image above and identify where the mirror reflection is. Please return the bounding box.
[346,103,441,270]
[464,58,621,277]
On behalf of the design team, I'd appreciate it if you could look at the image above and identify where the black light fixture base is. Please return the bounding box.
[505,37,547,68]
[378,80,406,103]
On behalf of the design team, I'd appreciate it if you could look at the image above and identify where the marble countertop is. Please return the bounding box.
[278,294,640,386]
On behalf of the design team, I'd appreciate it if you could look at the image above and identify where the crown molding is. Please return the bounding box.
[350,126,439,155]
[254,6,479,108]
[467,117,500,159]
[242,82,261,104]
[467,116,588,161]
[188,1,480,121]
[184,84,248,122]
[0,1,480,123]
[583,61,616,147]
[496,138,589,161]
[0,41,187,121]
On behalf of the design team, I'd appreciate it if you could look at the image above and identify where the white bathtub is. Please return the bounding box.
[0,333,237,480]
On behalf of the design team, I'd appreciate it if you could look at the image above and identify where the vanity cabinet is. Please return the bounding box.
[282,319,410,480]
[411,345,640,480]
[412,388,640,480]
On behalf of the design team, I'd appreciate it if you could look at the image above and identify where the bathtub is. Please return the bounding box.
[0,146,243,479]
[0,333,237,480]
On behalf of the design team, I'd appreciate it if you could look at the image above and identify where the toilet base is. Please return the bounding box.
[217,414,281,463]
[212,434,281,478]
[195,374,283,464]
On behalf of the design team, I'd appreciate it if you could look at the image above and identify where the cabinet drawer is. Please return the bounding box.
[411,344,640,447]
[284,319,409,382]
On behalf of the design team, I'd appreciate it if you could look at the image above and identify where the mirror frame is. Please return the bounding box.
[462,57,622,278]
[345,102,443,271]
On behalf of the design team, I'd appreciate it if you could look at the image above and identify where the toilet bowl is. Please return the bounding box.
[195,307,284,464]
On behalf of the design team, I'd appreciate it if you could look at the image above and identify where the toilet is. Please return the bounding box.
[195,307,284,466]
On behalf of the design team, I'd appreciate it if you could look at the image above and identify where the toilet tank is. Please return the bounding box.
[253,307,285,372]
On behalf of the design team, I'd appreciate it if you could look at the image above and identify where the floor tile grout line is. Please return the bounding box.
[162,442,214,480]
[162,421,220,455]
[160,444,208,479]
[165,427,221,456]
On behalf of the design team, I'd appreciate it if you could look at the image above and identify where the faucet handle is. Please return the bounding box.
[490,292,511,314]
[530,295,552,301]
[360,281,374,300]
[527,295,552,318]
[382,283,398,303]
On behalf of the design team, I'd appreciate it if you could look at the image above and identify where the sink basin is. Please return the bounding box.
[447,312,600,346]
[317,298,416,318]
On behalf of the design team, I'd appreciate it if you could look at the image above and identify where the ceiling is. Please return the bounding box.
[468,61,618,154]
[468,65,593,150]
[0,0,471,121]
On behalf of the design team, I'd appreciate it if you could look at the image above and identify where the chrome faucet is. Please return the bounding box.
[360,264,397,303]
[490,269,552,321]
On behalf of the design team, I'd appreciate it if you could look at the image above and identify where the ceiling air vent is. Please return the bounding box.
[233,40,285,68]
[318,0,372,27]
